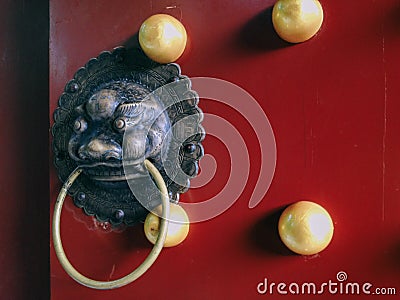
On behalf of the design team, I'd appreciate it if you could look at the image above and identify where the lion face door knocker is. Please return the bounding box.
[52,47,204,289]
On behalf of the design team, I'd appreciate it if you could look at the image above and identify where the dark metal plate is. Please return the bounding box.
[52,47,204,226]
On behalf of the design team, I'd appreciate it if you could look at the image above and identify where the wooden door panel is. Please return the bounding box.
[50,1,400,299]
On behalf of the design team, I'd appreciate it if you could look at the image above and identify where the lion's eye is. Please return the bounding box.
[73,118,87,133]
[114,118,126,131]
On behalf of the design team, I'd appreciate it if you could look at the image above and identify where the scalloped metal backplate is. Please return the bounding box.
[52,47,204,226]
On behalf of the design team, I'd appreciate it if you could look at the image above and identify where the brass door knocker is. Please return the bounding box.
[52,47,204,289]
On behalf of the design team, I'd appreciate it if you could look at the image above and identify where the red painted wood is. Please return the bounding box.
[50,0,400,299]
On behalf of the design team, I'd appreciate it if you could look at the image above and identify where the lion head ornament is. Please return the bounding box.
[52,47,204,225]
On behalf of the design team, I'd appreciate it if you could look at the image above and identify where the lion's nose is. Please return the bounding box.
[78,138,122,161]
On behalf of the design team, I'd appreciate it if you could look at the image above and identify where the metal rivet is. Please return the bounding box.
[170,76,180,83]
[115,209,125,220]
[69,82,79,93]
[184,143,196,153]
[77,192,86,201]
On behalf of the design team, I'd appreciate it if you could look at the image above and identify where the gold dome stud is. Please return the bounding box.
[272,0,324,43]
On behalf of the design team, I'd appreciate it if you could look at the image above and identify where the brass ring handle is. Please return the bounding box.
[52,159,170,289]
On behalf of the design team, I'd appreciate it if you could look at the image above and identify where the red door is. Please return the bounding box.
[50,0,400,299]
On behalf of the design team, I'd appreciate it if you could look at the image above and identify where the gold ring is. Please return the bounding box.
[52,159,170,289]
